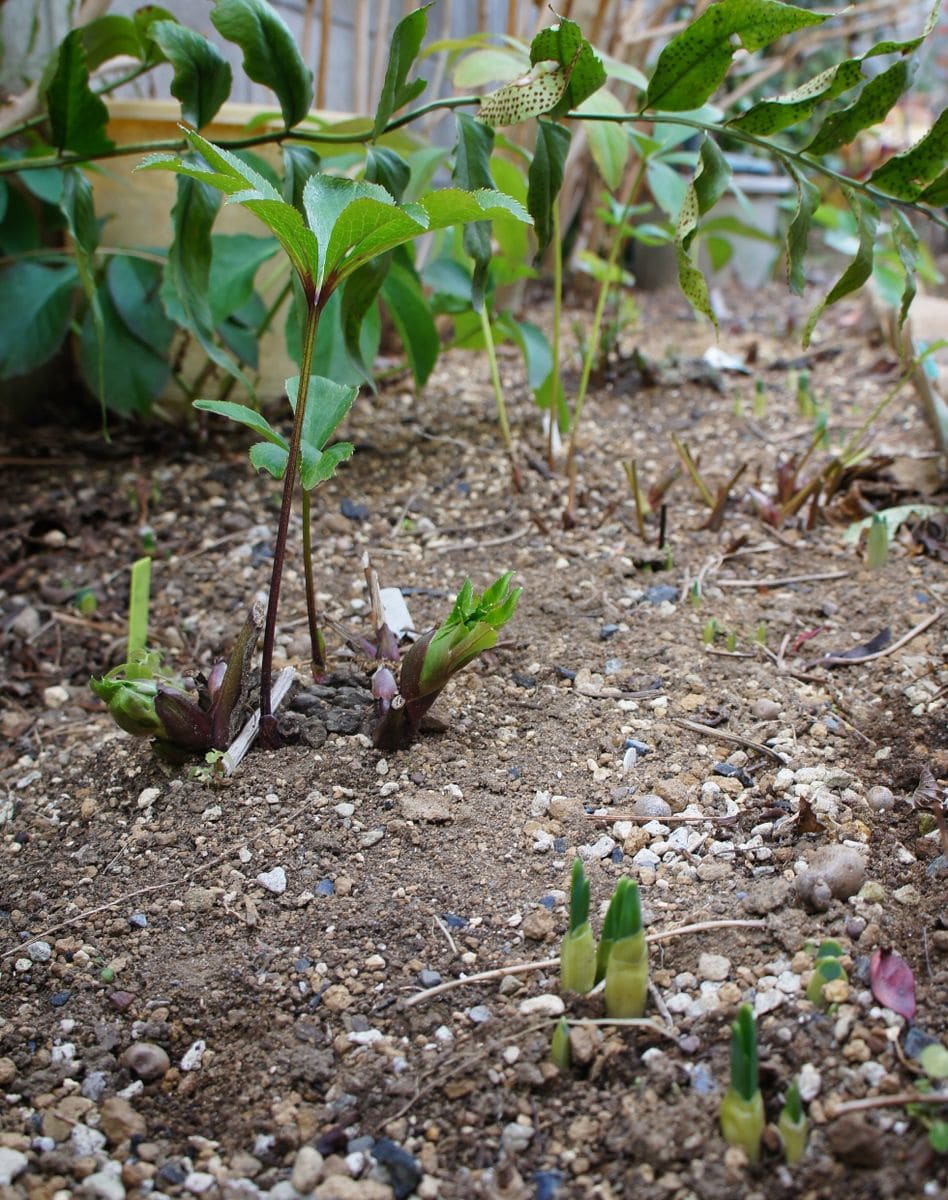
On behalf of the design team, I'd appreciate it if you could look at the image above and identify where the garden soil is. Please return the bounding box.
[1,284,946,1200]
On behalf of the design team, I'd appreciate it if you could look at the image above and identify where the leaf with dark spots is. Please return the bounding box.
[869,948,916,1021]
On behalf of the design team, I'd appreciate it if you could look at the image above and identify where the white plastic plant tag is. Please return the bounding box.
[380,587,414,640]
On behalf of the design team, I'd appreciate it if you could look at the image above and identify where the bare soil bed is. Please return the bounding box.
[1,284,947,1200]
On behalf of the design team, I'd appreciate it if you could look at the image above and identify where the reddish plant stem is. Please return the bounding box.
[259,290,324,744]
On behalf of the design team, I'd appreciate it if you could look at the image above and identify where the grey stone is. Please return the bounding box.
[257,867,287,895]
[0,1149,28,1187]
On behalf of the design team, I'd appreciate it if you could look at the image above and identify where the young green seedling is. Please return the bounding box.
[560,858,596,995]
[720,1004,765,1163]
[805,939,848,1007]
[866,512,889,569]
[602,878,648,1019]
[91,602,262,760]
[372,572,520,750]
[140,120,529,746]
[127,556,152,661]
[776,1079,808,1164]
[551,1015,571,1072]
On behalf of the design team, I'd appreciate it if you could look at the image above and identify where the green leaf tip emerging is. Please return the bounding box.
[371,571,521,751]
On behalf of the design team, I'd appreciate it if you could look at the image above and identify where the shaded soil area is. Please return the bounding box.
[1,284,947,1200]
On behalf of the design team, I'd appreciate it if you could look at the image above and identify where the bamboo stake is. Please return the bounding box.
[353,0,369,115]
[506,0,518,36]
[302,0,318,77]
[589,0,612,45]
[316,0,333,109]
[370,0,392,110]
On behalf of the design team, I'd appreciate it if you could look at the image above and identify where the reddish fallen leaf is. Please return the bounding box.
[869,948,916,1021]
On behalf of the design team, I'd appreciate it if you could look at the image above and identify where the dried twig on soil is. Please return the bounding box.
[826,1092,948,1117]
[671,717,788,764]
[583,812,739,825]
[802,608,944,670]
[716,570,849,589]
[403,920,768,1008]
[433,525,531,553]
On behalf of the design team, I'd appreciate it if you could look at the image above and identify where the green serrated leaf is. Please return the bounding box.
[211,0,313,128]
[645,0,828,112]
[869,108,948,200]
[529,16,606,117]
[140,131,319,285]
[272,374,359,491]
[452,113,496,311]
[806,61,914,155]
[249,440,288,479]
[194,398,286,446]
[803,188,878,346]
[373,3,431,137]
[528,119,571,258]
[301,440,354,490]
[380,258,440,388]
[785,163,820,296]
[0,263,78,378]
[150,21,233,129]
[302,174,392,287]
[46,30,114,156]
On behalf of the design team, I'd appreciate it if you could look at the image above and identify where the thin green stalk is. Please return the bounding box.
[301,489,326,675]
[127,557,152,661]
[258,291,323,742]
[0,96,481,176]
[477,305,520,486]
[547,195,562,467]
[567,109,948,233]
[565,159,646,476]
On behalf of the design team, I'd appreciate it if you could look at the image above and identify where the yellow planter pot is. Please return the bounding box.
[93,100,353,406]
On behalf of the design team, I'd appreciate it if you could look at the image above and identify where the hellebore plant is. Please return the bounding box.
[777,1080,808,1165]
[137,33,529,747]
[560,858,596,995]
[372,572,520,751]
[720,1004,765,1163]
[600,878,648,1019]
[91,583,262,760]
